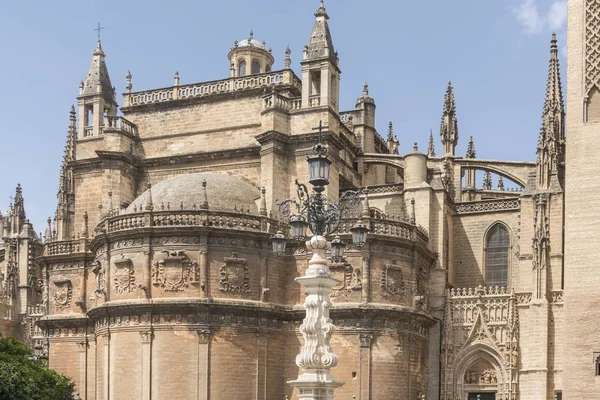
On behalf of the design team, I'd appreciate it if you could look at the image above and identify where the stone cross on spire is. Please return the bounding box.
[94,23,105,42]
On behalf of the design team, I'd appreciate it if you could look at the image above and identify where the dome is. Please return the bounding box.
[126,172,261,214]
[234,30,268,50]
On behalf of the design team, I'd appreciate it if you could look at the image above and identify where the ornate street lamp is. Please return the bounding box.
[273,120,367,400]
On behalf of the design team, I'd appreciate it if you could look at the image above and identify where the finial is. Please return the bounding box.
[259,187,267,216]
[315,0,328,18]
[387,121,394,141]
[550,32,558,57]
[498,176,505,191]
[248,30,254,44]
[410,198,416,226]
[363,82,369,96]
[145,183,153,211]
[362,189,371,219]
[466,136,476,159]
[413,142,419,152]
[427,129,436,157]
[483,171,492,190]
[284,45,292,69]
[82,211,89,239]
[174,71,180,86]
[125,70,132,93]
[201,179,209,210]
[94,23,105,42]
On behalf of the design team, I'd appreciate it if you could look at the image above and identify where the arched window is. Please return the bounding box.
[485,224,510,287]
[239,60,247,77]
[251,60,261,75]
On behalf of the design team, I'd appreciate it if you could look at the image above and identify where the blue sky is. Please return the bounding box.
[0,0,566,233]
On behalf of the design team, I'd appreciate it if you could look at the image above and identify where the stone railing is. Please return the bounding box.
[82,126,94,138]
[45,240,82,256]
[342,184,404,196]
[338,217,428,244]
[98,209,278,235]
[125,70,301,107]
[455,198,520,215]
[27,304,46,316]
[105,116,138,136]
[309,95,321,107]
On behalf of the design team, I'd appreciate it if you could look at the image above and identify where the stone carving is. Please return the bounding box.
[455,199,520,215]
[586,0,600,97]
[196,329,211,344]
[113,258,135,294]
[139,330,152,343]
[464,368,498,385]
[330,262,361,299]
[380,261,405,297]
[359,333,373,348]
[91,261,105,294]
[53,279,72,309]
[516,292,532,305]
[219,252,250,293]
[152,250,198,291]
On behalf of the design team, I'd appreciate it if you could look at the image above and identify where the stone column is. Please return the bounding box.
[256,332,269,399]
[140,329,152,400]
[199,248,208,298]
[361,246,371,304]
[288,235,343,400]
[102,332,110,400]
[77,340,88,400]
[359,333,373,400]
[196,329,211,400]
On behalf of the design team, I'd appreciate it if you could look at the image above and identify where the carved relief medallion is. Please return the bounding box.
[53,279,73,308]
[330,262,361,299]
[380,261,405,297]
[114,258,135,294]
[152,250,198,291]
[219,252,250,293]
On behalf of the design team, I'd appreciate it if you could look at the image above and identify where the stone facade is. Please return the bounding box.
[1,1,589,400]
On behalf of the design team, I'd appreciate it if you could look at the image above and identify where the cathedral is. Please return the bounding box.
[2,1,600,399]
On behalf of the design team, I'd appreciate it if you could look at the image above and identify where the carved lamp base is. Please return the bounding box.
[288,371,343,400]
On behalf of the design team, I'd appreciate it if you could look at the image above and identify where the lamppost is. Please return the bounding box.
[272,121,369,400]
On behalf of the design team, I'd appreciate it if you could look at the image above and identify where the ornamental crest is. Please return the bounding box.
[152,250,198,292]
[53,279,72,308]
[219,252,250,293]
[329,262,361,299]
[380,260,405,297]
[114,258,135,294]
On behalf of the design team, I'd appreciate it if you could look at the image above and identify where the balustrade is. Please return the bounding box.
[105,116,138,136]
[128,70,299,106]
[45,240,81,256]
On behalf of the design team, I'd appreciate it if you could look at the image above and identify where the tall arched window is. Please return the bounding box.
[485,223,510,287]
[239,60,247,77]
[251,60,261,75]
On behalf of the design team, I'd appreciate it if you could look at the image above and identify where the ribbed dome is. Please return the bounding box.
[126,172,260,214]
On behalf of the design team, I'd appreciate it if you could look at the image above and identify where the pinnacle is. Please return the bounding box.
[428,130,436,157]
[466,136,476,159]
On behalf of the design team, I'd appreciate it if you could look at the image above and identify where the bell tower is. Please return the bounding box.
[77,40,117,138]
[301,1,341,113]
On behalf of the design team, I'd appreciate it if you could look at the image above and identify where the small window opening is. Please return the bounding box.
[251,60,261,75]
[239,60,247,77]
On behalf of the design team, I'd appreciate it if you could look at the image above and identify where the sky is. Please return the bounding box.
[0,0,566,233]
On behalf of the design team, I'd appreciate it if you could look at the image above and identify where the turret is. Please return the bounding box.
[228,31,274,77]
[77,40,117,138]
[440,81,459,157]
[536,33,565,190]
[301,0,340,112]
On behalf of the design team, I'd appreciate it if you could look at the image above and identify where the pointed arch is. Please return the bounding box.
[484,222,511,288]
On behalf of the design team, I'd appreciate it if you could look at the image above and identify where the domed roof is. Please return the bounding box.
[233,31,268,51]
[126,172,260,214]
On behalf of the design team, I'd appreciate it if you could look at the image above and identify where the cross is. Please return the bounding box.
[94,23,105,41]
[312,120,329,144]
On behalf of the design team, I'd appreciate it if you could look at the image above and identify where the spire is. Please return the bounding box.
[440,81,459,157]
[427,130,436,157]
[387,122,399,154]
[55,106,76,240]
[466,136,476,159]
[536,33,565,189]
[304,0,337,65]
[81,40,115,104]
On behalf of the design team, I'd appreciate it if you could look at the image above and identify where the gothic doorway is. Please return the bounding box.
[468,393,495,400]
